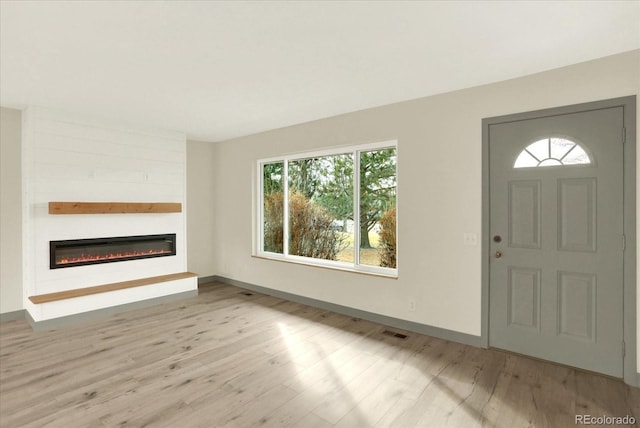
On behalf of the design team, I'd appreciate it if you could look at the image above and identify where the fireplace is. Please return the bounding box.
[50,234,176,269]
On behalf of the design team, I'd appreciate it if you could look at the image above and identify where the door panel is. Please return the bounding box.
[558,178,596,252]
[508,181,541,249]
[557,271,596,341]
[507,267,541,330]
[489,107,624,377]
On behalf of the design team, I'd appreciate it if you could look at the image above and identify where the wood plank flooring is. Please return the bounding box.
[1,281,638,428]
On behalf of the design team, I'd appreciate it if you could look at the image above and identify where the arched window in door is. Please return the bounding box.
[514,138,591,168]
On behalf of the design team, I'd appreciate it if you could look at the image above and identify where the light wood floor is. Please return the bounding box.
[1,281,638,428]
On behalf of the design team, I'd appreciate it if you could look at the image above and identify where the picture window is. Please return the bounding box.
[258,141,397,276]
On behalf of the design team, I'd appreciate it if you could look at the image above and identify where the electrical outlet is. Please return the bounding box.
[409,299,416,312]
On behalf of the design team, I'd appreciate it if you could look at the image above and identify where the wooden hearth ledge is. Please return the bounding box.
[29,272,197,304]
[49,202,182,214]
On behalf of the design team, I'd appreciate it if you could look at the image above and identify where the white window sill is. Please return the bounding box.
[252,254,398,279]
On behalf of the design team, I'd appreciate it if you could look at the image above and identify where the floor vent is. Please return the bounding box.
[382,330,408,339]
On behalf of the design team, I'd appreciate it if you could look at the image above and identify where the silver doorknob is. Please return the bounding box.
[495,251,502,259]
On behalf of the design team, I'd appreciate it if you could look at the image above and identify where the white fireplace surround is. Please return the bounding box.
[22,107,196,322]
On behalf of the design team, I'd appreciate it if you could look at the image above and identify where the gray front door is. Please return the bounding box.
[489,106,624,377]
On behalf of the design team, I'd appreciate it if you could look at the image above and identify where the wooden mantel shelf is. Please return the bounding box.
[29,272,197,304]
[49,202,182,214]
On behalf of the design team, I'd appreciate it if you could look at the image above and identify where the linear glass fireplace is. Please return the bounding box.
[50,234,176,269]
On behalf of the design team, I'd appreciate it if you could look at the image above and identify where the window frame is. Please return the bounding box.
[255,140,398,278]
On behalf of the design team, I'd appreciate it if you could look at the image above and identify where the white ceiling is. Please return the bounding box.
[1,1,639,142]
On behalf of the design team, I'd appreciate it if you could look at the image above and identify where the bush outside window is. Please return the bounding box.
[258,141,397,276]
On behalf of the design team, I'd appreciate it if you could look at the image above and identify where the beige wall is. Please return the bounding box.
[206,51,640,367]
[187,140,217,278]
[0,107,23,314]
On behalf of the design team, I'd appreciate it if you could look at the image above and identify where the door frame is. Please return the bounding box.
[481,96,637,386]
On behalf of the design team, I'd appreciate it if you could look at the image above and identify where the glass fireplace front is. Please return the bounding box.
[50,234,176,269]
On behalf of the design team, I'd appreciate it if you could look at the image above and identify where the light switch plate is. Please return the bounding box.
[463,233,478,246]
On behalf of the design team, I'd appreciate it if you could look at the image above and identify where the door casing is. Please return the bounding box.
[481,96,637,386]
